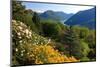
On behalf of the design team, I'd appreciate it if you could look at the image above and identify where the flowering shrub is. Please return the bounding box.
[12,20,79,65]
[12,20,49,45]
[12,20,49,65]
[27,44,79,64]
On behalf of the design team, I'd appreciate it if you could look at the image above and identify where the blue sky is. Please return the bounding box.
[22,2,94,14]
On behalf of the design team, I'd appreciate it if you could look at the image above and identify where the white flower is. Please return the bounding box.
[46,39,51,45]
[20,22,23,25]
[21,53,23,56]
[29,34,31,37]
[19,40,22,43]
[27,53,29,55]
[15,48,18,52]
[20,22,25,26]
[17,32,21,36]
[18,36,22,39]
[29,31,32,37]
[25,29,29,34]
[23,50,25,52]
[48,39,51,42]
[18,26,23,30]
[26,35,30,39]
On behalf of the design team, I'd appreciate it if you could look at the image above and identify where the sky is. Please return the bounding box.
[22,2,95,14]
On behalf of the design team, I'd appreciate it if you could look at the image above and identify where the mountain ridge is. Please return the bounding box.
[64,7,96,29]
[39,10,74,22]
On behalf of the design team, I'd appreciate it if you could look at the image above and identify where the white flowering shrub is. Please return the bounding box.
[12,20,49,65]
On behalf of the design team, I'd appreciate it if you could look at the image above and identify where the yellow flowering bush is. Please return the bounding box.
[27,44,79,64]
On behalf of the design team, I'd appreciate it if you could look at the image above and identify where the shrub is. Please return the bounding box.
[27,44,79,64]
[12,20,49,65]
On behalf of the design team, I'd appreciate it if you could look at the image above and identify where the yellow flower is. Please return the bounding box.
[27,44,79,64]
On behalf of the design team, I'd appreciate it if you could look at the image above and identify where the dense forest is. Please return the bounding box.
[12,0,96,66]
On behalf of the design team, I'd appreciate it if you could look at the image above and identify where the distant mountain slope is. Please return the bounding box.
[39,10,73,22]
[64,7,96,29]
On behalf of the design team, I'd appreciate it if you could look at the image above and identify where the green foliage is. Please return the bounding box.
[80,40,90,57]
[84,30,96,60]
[32,12,43,34]
[12,0,26,22]
[80,57,90,62]
[87,49,96,60]
[32,12,40,25]
[79,27,89,39]
[63,26,82,58]
[53,42,66,52]
[85,30,96,48]
[41,21,62,38]
[61,26,91,59]
[24,13,40,34]
[71,25,90,39]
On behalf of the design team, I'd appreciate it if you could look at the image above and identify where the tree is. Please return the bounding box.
[85,30,96,60]
[71,25,89,39]
[12,0,26,22]
[32,12,42,34]
[80,41,90,57]
[79,27,89,39]
[32,12,40,26]
[64,26,84,59]
[41,21,61,39]
[85,30,96,49]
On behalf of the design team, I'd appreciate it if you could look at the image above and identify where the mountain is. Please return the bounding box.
[39,10,73,23]
[64,7,96,29]
[54,11,73,21]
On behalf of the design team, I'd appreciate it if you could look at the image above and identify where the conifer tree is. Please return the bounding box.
[65,26,83,59]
